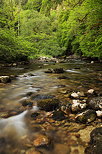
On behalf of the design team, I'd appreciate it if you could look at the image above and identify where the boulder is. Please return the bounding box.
[88,97,102,110]
[85,127,102,154]
[52,110,66,121]
[37,98,59,112]
[75,109,96,123]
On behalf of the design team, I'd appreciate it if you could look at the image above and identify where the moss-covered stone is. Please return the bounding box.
[76,110,96,123]
[37,99,59,111]
[85,127,102,154]
[52,110,66,121]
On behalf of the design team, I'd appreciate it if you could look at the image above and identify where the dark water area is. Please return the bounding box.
[0,60,102,154]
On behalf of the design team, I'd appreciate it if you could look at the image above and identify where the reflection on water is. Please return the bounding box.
[0,61,102,153]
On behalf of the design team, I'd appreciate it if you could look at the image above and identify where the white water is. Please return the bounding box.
[66,69,80,73]
[0,106,39,139]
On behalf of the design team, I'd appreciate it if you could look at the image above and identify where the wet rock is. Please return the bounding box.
[53,68,65,73]
[88,97,102,110]
[28,73,36,76]
[70,91,85,99]
[71,100,87,113]
[96,110,102,118]
[52,110,66,121]
[0,76,11,83]
[60,105,71,114]
[87,89,95,94]
[31,112,39,119]
[76,110,96,123]
[57,76,69,79]
[77,91,85,97]
[71,92,79,98]
[37,99,59,112]
[33,134,50,148]
[85,127,102,154]
[21,100,33,107]
[44,69,53,73]
[10,75,17,80]
[45,68,65,74]
[26,92,34,97]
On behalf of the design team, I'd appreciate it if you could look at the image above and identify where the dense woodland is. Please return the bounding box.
[0,0,102,63]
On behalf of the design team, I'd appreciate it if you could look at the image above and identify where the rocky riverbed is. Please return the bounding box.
[0,60,102,154]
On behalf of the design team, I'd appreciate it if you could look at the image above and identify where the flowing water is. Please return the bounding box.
[0,60,102,154]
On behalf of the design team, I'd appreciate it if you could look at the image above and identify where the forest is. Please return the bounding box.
[0,0,102,62]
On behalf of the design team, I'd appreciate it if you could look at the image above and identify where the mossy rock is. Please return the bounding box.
[52,110,66,121]
[88,97,102,110]
[76,109,96,123]
[37,99,59,111]
[85,127,102,154]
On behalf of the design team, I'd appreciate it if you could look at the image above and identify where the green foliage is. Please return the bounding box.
[56,0,102,59]
[23,0,42,11]
[0,0,102,63]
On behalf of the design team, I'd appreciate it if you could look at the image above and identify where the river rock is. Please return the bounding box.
[96,110,102,118]
[70,91,85,99]
[71,100,87,112]
[21,99,33,107]
[88,97,102,110]
[52,110,66,121]
[53,68,65,73]
[26,148,42,154]
[28,73,36,76]
[85,127,102,154]
[57,76,69,79]
[87,89,95,94]
[70,92,79,98]
[31,112,39,119]
[33,134,50,148]
[44,69,53,73]
[0,76,11,83]
[44,68,65,74]
[37,99,59,111]
[75,109,96,123]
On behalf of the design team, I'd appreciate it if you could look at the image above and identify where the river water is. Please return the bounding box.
[0,60,102,154]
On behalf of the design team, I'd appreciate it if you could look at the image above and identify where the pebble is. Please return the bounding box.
[33,134,50,147]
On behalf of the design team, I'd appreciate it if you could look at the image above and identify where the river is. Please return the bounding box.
[0,60,102,154]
